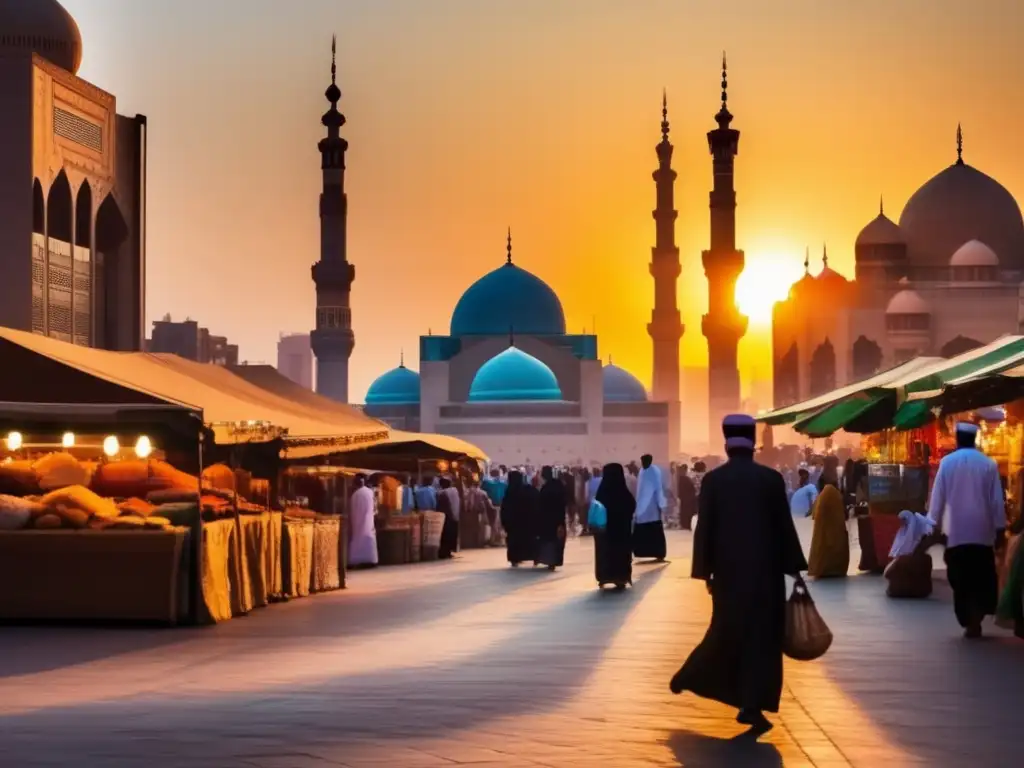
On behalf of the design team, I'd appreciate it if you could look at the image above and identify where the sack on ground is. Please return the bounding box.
[783,577,833,661]
[884,552,933,598]
[587,499,607,529]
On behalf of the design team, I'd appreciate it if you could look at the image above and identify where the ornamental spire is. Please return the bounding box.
[509,325,515,347]
[331,34,336,85]
[714,51,733,129]
[400,348,405,368]
[661,88,670,142]
[804,246,810,274]
[880,194,884,216]
[823,243,829,268]
[956,123,964,165]
[506,227,513,264]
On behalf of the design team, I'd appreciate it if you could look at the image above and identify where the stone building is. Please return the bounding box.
[772,126,1024,406]
[0,0,147,350]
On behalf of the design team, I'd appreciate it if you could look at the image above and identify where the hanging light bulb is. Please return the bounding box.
[135,435,153,459]
[62,432,75,449]
[5,432,22,451]
[102,435,120,458]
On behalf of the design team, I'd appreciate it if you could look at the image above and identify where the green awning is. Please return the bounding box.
[887,336,1024,396]
[892,399,937,430]
[792,392,889,437]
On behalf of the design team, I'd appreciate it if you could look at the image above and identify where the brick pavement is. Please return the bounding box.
[0,522,1021,767]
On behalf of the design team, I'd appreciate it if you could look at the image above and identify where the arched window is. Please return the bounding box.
[852,336,883,380]
[75,181,92,248]
[46,171,72,243]
[940,336,983,359]
[32,179,44,235]
[809,339,837,397]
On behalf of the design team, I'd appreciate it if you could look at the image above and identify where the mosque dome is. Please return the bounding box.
[898,154,1024,271]
[365,363,420,405]
[855,211,903,247]
[602,363,648,402]
[0,0,82,74]
[949,239,999,267]
[450,260,566,337]
[468,346,562,402]
[886,287,930,315]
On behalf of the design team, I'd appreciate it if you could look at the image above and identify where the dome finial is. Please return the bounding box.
[609,353,614,365]
[506,227,513,265]
[509,325,515,347]
[822,242,829,268]
[400,348,405,368]
[331,34,337,85]
[879,194,884,216]
[956,122,964,165]
[661,89,670,142]
[804,246,810,274]
[721,51,728,109]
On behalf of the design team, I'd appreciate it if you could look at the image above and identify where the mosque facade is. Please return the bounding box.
[363,231,672,466]
[0,0,147,351]
[772,126,1024,407]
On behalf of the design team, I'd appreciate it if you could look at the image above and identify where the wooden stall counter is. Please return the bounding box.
[0,529,189,624]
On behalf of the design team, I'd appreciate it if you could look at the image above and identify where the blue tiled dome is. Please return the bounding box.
[365,364,420,405]
[469,347,562,402]
[602,363,648,402]
[450,262,566,337]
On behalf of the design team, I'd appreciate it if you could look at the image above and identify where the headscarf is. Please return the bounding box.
[506,470,524,491]
[595,463,636,516]
[889,509,935,557]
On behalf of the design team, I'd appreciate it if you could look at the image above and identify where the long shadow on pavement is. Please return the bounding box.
[0,566,669,765]
[806,573,1024,766]
[668,730,782,768]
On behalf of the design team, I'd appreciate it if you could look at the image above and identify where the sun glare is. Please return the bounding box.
[734,254,802,325]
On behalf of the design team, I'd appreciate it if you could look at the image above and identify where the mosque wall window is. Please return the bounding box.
[940,336,983,359]
[316,306,350,329]
[886,314,929,332]
[809,339,836,397]
[774,342,799,407]
[852,336,883,380]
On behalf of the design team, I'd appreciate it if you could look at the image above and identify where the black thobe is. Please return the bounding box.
[437,491,459,559]
[501,486,539,564]
[595,497,634,586]
[677,475,697,531]
[536,480,567,567]
[671,454,807,713]
[944,544,999,627]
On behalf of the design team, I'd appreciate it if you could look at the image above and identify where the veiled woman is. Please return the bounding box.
[808,484,850,578]
[593,463,635,589]
[500,470,539,566]
[535,466,567,570]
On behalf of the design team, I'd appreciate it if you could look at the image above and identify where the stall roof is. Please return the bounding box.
[884,335,1024,396]
[0,328,387,447]
[757,357,938,425]
[283,429,489,464]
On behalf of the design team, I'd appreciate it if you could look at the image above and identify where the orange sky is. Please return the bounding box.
[65,0,1024,404]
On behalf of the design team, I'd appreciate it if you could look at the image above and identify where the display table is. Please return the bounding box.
[282,518,314,598]
[201,517,237,623]
[0,529,189,624]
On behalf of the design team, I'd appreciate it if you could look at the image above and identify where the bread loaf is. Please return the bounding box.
[32,452,89,491]
[41,485,119,521]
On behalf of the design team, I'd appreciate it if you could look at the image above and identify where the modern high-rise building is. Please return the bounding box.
[148,317,239,366]
[0,0,147,350]
[277,332,313,390]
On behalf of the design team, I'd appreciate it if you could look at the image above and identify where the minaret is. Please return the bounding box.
[701,53,748,440]
[647,90,682,455]
[311,36,356,403]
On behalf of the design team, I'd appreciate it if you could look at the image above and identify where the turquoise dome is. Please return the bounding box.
[603,364,648,402]
[450,262,566,336]
[469,347,562,402]
[366,364,420,405]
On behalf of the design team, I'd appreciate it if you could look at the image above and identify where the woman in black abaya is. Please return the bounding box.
[535,466,567,570]
[594,463,635,589]
[500,471,539,566]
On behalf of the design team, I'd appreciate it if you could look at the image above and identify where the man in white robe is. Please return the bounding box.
[348,474,378,568]
[928,422,1006,638]
[633,454,668,561]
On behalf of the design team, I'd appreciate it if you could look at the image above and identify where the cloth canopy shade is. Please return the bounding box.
[757,358,938,426]
[0,327,387,448]
[283,429,488,469]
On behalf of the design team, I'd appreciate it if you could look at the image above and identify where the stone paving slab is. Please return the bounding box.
[0,521,1021,767]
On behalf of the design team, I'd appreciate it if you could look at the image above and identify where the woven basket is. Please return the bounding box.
[422,511,445,561]
[378,527,411,566]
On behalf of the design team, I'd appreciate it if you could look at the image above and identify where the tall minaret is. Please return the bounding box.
[311,36,355,403]
[701,53,748,441]
[647,90,682,456]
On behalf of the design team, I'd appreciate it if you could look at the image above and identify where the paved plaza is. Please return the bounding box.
[1,523,1022,767]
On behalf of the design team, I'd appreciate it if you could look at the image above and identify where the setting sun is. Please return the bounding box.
[734,253,804,325]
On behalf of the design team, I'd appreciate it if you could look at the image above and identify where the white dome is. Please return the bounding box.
[886,289,930,315]
[949,239,999,267]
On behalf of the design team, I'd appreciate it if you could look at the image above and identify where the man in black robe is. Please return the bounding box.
[670,414,808,735]
[436,476,460,559]
[677,464,697,531]
[500,471,539,566]
[536,466,567,570]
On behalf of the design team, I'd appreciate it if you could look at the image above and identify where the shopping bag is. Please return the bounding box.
[587,499,607,529]
[783,576,833,661]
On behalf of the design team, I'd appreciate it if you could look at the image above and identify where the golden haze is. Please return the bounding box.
[65,0,1024,404]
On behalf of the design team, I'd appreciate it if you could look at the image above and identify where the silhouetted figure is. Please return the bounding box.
[501,471,539,566]
[594,463,636,589]
[436,476,460,559]
[671,414,807,736]
[677,464,697,531]
[536,466,566,570]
